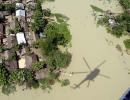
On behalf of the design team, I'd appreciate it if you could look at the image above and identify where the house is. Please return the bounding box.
[6,35,17,49]
[0,12,4,22]
[4,50,18,71]
[0,23,4,40]
[4,60,18,71]
[35,68,49,80]
[25,53,38,68]
[19,53,38,69]
[16,32,26,44]
[16,10,25,18]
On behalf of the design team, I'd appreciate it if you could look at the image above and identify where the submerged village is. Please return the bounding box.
[0,0,72,95]
[1,0,130,99]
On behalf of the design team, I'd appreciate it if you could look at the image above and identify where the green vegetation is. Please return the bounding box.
[0,64,8,86]
[48,50,71,69]
[43,9,51,17]
[60,79,70,86]
[91,0,130,49]
[119,0,130,9]
[32,61,46,71]
[15,18,22,33]
[0,45,6,53]
[0,3,15,13]
[124,39,130,49]
[31,0,48,32]
[2,84,16,96]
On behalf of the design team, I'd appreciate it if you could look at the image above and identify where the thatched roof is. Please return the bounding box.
[4,50,18,71]
[6,35,17,49]
[19,53,38,69]
[4,60,18,71]
[0,23,4,39]
[35,69,49,80]
[25,53,38,68]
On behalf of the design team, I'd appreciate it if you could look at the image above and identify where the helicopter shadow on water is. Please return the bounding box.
[71,57,110,89]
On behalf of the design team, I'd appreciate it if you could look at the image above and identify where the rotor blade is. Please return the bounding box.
[87,80,91,87]
[83,57,91,71]
[96,60,106,69]
[71,71,89,75]
[99,73,110,79]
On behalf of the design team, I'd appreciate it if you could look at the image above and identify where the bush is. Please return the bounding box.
[61,79,70,87]
[110,25,125,38]
[124,39,130,49]
[97,16,109,27]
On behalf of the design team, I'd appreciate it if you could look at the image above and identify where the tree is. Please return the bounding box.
[43,9,51,17]
[32,61,46,71]
[45,22,71,46]
[31,0,48,32]
[39,78,52,92]
[8,69,27,85]
[0,44,6,53]
[110,24,125,38]
[2,84,16,96]
[48,50,72,69]
[0,64,8,86]
[119,0,130,9]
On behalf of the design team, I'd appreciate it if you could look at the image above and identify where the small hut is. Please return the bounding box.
[35,68,49,80]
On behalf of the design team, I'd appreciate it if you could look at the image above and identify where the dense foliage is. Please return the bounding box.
[0,64,8,86]
[48,50,71,69]
[0,4,15,13]
[119,0,130,9]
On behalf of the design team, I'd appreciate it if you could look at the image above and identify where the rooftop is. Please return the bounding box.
[16,10,25,17]
[16,32,26,44]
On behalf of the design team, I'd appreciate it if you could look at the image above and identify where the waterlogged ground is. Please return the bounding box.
[1,0,130,100]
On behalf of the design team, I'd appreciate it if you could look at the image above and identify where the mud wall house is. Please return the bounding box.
[35,69,49,80]
[6,35,17,49]
[0,23,4,44]
[4,50,18,71]
[18,53,38,69]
